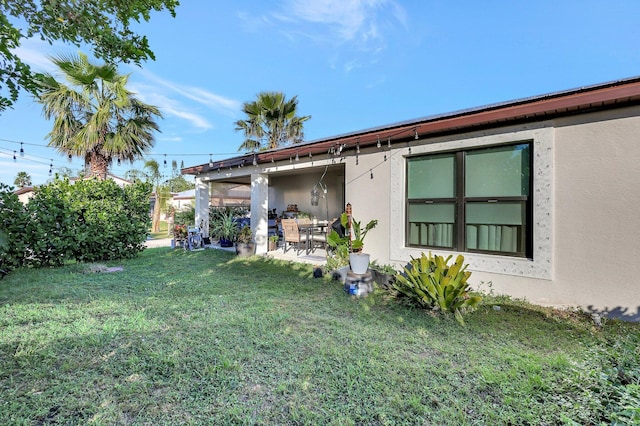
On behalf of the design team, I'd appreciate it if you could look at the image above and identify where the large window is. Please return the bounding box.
[406,142,532,257]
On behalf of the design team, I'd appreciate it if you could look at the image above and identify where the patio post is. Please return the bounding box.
[251,172,269,255]
[194,177,210,237]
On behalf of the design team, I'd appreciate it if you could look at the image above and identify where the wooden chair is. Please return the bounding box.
[281,218,308,254]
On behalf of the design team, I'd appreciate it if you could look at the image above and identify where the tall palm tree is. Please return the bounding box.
[144,159,169,233]
[37,52,162,179]
[13,171,31,188]
[234,92,310,152]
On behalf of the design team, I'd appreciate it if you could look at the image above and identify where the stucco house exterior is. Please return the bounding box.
[183,77,640,320]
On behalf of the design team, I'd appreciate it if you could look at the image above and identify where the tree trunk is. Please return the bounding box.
[152,189,162,233]
[86,151,110,179]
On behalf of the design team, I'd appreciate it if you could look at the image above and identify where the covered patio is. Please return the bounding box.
[183,149,345,257]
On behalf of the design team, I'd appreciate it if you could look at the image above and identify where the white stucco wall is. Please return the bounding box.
[347,106,640,319]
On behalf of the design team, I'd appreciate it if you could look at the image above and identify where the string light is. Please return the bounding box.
[295,152,299,162]
[13,151,16,161]
[163,154,167,168]
[376,136,381,149]
[356,139,360,154]
[370,169,373,179]
[68,154,72,163]
[387,137,391,148]
[48,159,53,175]
[414,128,419,140]
[252,154,257,166]
[209,154,213,168]
[117,157,121,166]
[19,142,24,157]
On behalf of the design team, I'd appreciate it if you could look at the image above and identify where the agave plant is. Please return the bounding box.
[392,252,482,325]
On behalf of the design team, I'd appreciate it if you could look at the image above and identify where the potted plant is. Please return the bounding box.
[328,213,378,274]
[268,235,279,251]
[341,212,378,274]
[210,208,238,247]
[236,225,255,257]
[370,262,397,289]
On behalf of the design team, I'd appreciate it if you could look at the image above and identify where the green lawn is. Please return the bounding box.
[149,220,169,239]
[0,248,638,425]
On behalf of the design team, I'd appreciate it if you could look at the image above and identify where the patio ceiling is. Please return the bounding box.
[183,76,640,177]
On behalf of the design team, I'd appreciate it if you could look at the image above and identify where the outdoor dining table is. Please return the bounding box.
[298,221,329,254]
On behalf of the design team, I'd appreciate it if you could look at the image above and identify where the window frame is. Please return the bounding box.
[405,142,533,258]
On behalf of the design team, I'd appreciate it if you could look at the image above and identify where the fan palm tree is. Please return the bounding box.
[144,159,171,233]
[13,171,31,188]
[37,52,162,179]
[234,91,310,152]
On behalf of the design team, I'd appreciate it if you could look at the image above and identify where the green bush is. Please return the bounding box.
[174,204,195,226]
[0,178,152,274]
[0,184,30,275]
[391,252,482,325]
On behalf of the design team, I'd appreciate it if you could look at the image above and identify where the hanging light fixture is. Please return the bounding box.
[253,154,257,166]
[387,137,391,148]
[19,142,24,157]
[356,139,360,154]
[13,151,16,161]
[370,169,373,179]
[376,136,381,149]
[295,152,299,161]
[68,154,72,163]
[414,128,419,140]
[163,154,167,168]
[117,157,121,166]
[209,154,213,168]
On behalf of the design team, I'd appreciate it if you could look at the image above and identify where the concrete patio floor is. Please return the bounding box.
[145,238,327,266]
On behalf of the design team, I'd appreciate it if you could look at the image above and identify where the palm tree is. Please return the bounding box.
[37,52,162,179]
[13,171,31,188]
[234,91,311,152]
[144,159,170,233]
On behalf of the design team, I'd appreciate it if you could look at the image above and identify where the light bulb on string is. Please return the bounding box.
[376,136,381,149]
[13,151,16,161]
[19,142,24,157]
[68,154,72,163]
[252,154,257,166]
[414,128,419,140]
[163,154,167,168]
[209,154,213,168]
[117,157,121,166]
[387,137,391,148]
[370,169,373,179]
[295,152,299,162]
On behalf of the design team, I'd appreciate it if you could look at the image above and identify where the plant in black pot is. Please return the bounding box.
[210,208,238,247]
[236,225,255,257]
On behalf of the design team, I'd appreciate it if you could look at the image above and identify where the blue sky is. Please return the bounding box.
[1,0,639,187]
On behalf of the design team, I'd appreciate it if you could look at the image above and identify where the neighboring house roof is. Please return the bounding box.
[69,173,133,187]
[182,76,640,175]
[172,189,195,200]
[14,186,34,196]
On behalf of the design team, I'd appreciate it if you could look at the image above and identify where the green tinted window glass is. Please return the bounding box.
[465,144,530,197]
[465,202,524,253]
[407,154,455,199]
[408,203,455,247]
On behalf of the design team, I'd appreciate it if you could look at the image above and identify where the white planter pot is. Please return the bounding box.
[349,252,370,274]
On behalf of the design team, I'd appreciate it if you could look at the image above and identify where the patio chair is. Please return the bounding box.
[281,218,308,254]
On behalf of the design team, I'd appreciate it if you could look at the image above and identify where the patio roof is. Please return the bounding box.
[182,76,640,176]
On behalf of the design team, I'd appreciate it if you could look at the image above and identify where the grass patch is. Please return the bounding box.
[149,221,169,239]
[0,248,638,425]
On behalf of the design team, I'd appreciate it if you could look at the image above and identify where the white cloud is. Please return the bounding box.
[274,0,407,47]
[136,70,241,116]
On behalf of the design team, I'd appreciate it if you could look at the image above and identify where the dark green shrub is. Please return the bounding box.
[0,178,152,275]
[391,252,482,325]
[0,184,30,275]
[174,204,195,226]
[62,178,152,262]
